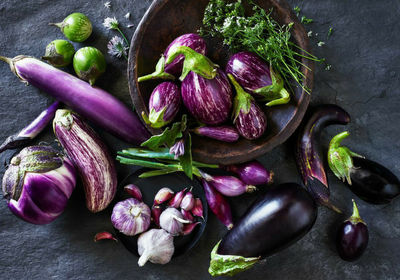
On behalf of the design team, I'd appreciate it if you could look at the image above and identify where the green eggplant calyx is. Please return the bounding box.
[147,107,169,128]
[327,131,364,185]
[228,74,254,121]
[54,109,74,130]
[347,199,366,225]
[166,46,218,81]
[208,241,260,277]
[137,56,175,82]
[253,67,291,106]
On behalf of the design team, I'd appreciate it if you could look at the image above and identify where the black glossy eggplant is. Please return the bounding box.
[295,104,351,212]
[209,183,317,276]
[336,199,369,261]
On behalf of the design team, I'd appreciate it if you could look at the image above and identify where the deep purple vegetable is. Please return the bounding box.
[0,101,60,153]
[202,179,233,229]
[142,82,181,128]
[181,69,232,125]
[225,160,274,186]
[151,205,162,227]
[53,109,117,213]
[200,171,256,197]
[0,55,150,144]
[226,51,290,106]
[295,104,351,213]
[193,125,239,142]
[168,188,187,208]
[336,200,369,261]
[2,146,76,225]
[209,183,317,276]
[164,33,207,76]
[228,74,267,140]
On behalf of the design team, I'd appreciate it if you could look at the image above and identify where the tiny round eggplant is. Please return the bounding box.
[73,47,106,85]
[181,69,233,125]
[193,125,240,142]
[228,74,267,140]
[42,39,75,67]
[49,13,92,42]
[336,200,369,261]
[164,33,207,76]
[225,160,274,186]
[226,51,290,106]
[142,82,181,128]
[209,183,317,277]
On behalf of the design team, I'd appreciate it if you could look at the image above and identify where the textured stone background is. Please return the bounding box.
[0,0,399,279]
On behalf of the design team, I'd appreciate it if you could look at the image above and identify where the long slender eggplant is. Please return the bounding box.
[193,126,239,142]
[53,109,117,212]
[209,183,317,276]
[0,101,60,153]
[295,104,351,212]
[0,55,150,144]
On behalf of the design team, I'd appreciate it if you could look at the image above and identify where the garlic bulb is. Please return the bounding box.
[159,207,190,236]
[137,229,174,266]
[111,198,151,236]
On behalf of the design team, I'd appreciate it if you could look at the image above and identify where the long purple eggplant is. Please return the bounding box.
[181,69,232,125]
[53,109,117,213]
[193,126,239,142]
[142,82,181,128]
[228,74,267,140]
[0,55,150,144]
[0,101,60,153]
[209,183,317,276]
[295,104,351,213]
[226,51,290,106]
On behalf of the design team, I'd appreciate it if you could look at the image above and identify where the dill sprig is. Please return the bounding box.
[200,0,323,94]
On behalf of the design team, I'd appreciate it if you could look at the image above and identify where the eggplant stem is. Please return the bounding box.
[0,55,12,65]
[246,185,257,193]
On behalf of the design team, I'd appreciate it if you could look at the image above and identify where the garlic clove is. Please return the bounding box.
[182,222,201,236]
[168,188,187,208]
[159,207,190,236]
[154,187,174,205]
[180,187,195,211]
[124,184,143,201]
[191,198,204,219]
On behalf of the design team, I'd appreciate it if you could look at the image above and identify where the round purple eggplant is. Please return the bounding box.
[336,199,369,261]
[164,33,207,76]
[209,183,317,276]
[225,160,274,186]
[228,74,267,140]
[193,125,239,142]
[142,82,181,128]
[181,69,232,125]
[226,51,290,106]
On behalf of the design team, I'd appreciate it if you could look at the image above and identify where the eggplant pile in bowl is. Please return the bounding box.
[128,0,313,165]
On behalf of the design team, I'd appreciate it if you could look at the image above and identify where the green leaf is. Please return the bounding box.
[139,169,179,178]
[179,133,193,179]
[141,115,187,150]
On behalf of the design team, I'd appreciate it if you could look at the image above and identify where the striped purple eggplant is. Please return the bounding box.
[228,74,267,140]
[226,52,290,106]
[53,109,117,213]
[181,69,232,125]
[2,146,76,224]
[295,104,351,213]
[0,101,60,153]
[0,55,150,144]
[193,125,239,142]
[164,33,207,76]
[142,82,181,128]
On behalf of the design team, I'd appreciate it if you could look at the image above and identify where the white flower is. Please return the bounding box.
[127,24,134,28]
[317,41,325,47]
[125,12,130,19]
[103,17,119,30]
[307,30,313,37]
[104,1,111,9]
[107,36,128,58]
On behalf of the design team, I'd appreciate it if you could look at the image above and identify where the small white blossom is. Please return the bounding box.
[317,41,325,47]
[107,36,128,58]
[104,1,111,9]
[307,30,313,37]
[125,12,130,19]
[103,17,119,30]
[127,24,134,28]
[325,64,332,71]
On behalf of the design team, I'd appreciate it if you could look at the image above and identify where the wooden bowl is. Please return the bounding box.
[128,0,313,165]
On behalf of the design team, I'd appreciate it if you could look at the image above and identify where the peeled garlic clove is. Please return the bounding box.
[160,207,190,236]
[168,188,187,208]
[124,184,143,201]
[180,187,195,211]
[154,187,174,205]
[137,229,174,266]
[182,222,201,236]
[192,198,204,218]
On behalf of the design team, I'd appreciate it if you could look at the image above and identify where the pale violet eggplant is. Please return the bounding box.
[142,82,181,128]
[2,146,76,225]
[0,55,150,144]
[228,74,267,140]
[181,69,232,125]
[193,126,239,142]
[226,52,290,106]
[53,109,117,213]
[111,198,151,236]
[225,161,274,186]
[0,101,60,153]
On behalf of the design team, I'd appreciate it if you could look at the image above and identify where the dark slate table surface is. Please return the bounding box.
[0,0,399,279]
